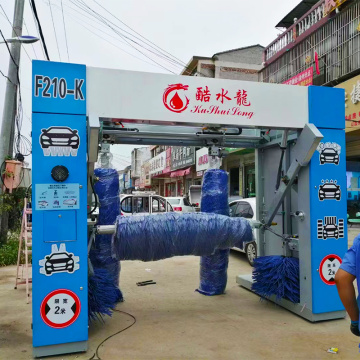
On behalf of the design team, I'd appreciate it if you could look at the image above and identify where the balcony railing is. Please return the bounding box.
[265,1,326,62]
[260,0,360,86]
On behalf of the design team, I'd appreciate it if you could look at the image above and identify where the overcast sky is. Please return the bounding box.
[0,0,300,170]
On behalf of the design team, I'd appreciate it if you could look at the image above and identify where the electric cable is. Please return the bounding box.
[30,0,50,60]
[23,20,38,59]
[263,224,289,241]
[55,0,210,76]
[75,0,184,68]
[60,0,70,62]
[0,68,16,85]
[88,310,137,360]
[48,0,61,60]
[60,9,176,72]
[91,0,186,67]
[0,29,20,72]
[0,4,32,62]
[47,0,180,72]
[28,0,46,59]
[68,0,181,74]
[275,148,285,191]
[88,176,98,215]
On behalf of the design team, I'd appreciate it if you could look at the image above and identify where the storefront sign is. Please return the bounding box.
[171,147,195,171]
[196,147,210,172]
[335,74,360,132]
[144,161,151,186]
[140,165,145,188]
[88,67,310,129]
[323,0,348,17]
[149,151,166,175]
[283,67,313,86]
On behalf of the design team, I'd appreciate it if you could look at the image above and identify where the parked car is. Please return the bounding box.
[189,185,201,212]
[229,197,257,266]
[120,192,173,216]
[166,197,196,213]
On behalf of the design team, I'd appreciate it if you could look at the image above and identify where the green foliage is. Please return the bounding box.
[0,188,29,243]
[0,232,31,266]
[0,238,19,266]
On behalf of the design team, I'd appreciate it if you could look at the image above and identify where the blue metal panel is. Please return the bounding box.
[32,60,86,115]
[43,211,77,242]
[32,113,88,346]
[308,86,345,130]
[308,88,347,314]
[32,112,88,347]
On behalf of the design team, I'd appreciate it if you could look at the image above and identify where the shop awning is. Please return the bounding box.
[170,167,192,178]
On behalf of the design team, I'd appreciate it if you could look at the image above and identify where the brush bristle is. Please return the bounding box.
[251,256,300,303]
[88,267,123,322]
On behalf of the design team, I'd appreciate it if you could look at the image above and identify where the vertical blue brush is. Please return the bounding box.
[197,169,230,296]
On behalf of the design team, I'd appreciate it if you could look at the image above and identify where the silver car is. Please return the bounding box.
[229,198,257,266]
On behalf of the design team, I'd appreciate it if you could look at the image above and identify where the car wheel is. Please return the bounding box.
[245,242,257,267]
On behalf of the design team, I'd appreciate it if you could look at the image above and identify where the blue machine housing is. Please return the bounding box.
[32,61,88,356]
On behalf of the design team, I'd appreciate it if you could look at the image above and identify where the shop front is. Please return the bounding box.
[170,146,196,197]
[195,147,209,182]
[149,149,171,196]
[223,148,255,199]
[335,75,360,213]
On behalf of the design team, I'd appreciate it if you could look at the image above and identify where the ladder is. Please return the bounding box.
[14,197,32,303]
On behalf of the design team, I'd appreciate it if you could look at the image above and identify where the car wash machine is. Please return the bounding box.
[31,60,347,357]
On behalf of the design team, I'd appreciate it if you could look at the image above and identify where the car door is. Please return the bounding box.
[151,196,168,214]
[234,201,254,219]
[132,196,150,216]
[120,196,132,216]
[229,201,239,217]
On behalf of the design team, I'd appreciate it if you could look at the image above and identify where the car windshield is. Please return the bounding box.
[167,198,181,205]
[50,253,68,259]
[326,225,336,229]
[323,149,336,154]
[323,184,337,189]
[47,128,73,134]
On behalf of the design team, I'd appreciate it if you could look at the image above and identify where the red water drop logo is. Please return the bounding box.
[163,84,189,113]
[170,92,183,111]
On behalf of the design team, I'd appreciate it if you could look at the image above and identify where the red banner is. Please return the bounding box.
[283,67,313,86]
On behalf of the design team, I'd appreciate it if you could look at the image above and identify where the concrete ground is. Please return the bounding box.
[2,238,360,360]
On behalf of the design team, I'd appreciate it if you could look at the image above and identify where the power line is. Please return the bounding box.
[23,19,38,59]
[29,0,50,60]
[0,68,15,85]
[28,0,46,59]
[60,0,70,62]
[48,0,61,60]
[54,4,179,72]
[0,4,32,62]
[91,0,187,68]
[69,0,178,74]
[67,0,210,77]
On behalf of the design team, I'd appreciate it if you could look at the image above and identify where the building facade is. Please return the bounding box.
[259,0,360,214]
[181,45,264,198]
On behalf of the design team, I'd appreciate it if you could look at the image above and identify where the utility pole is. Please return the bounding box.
[0,0,25,240]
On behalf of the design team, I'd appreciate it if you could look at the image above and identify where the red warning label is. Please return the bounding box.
[319,254,342,286]
[40,289,81,328]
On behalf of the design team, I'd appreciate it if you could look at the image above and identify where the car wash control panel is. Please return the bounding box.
[32,60,88,354]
